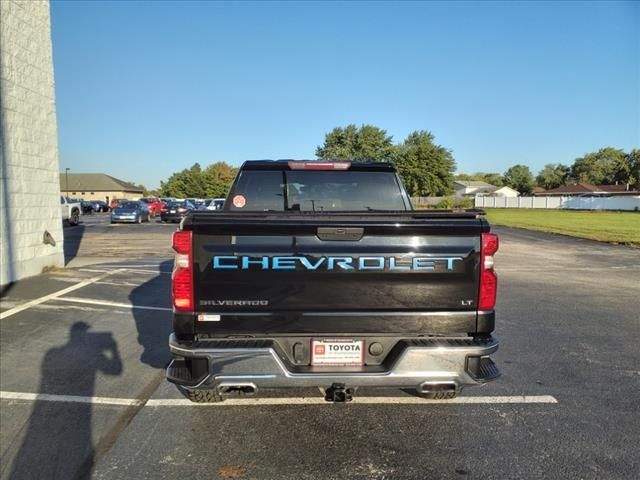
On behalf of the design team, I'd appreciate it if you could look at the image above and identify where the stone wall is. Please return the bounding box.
[1,0,64,287]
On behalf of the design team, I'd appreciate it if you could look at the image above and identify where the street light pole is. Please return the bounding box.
[65,168,70,197]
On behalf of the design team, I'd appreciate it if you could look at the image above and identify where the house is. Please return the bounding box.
[60,173,144,203]
[488,186,520,197]
[596,184,640,196]
[453,181,519,197]
[454,181,498,197]
[534,183,639,196]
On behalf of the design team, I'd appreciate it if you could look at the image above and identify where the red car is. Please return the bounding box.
[140,197,165,217]
[110,198,127,210]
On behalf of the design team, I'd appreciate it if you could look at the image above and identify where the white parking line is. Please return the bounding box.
[76,268,115,274]
[146,395,559,406]
[55,297,172,312]
[0,391,142,406]
[78,267,172,275]
[123,269,172,275]
[97,264,169,269]
[0,269,124,320]
[0,391,558,407]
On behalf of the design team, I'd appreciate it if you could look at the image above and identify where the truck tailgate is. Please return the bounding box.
[187,213,487,335]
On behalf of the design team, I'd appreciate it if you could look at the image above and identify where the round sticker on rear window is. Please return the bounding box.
[232,195,246,208]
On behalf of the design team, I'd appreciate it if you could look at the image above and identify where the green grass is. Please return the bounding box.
[483,208,640,246]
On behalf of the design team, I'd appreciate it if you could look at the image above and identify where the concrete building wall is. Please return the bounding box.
[1,0,64,287]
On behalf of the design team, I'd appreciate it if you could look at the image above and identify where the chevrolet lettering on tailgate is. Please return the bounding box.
[212,255,464,271]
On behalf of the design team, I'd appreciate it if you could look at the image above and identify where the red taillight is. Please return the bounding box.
[172,230,193,311]
[478,232,499,311]
[287,161,351,170]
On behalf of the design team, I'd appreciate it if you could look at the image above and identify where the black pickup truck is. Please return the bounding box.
[167,160,500,402]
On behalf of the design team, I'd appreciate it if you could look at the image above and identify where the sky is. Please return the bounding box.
[50,0,640,189]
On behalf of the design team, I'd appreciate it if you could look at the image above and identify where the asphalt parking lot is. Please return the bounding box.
[1,214,639,479]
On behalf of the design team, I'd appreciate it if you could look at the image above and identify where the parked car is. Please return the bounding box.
[199,198,225,211]
[140,197,164,217]
[80,200,95,214]
[92,200,110,212]
[160,200,195,223]
[196,200,211,211]
[111,200,151,224]
[60,196,82,226]
[110,198,127,210]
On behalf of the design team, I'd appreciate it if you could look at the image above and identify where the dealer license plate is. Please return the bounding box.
[311,339,364,366]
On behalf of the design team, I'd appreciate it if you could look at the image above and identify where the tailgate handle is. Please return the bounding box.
[316,227,364,241]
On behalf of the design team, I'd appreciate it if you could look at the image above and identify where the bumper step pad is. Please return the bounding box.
[167,358,208,387]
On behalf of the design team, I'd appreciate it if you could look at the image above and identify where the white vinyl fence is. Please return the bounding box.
[475,195,640,211]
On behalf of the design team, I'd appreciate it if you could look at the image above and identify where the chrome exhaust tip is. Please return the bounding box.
[217,383,258,396]
[418,382,457,399]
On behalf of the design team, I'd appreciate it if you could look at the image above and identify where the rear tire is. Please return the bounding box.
[179,387,223,403]
[68,208,80,226]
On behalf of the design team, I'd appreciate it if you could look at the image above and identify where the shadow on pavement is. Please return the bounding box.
[129,260,174,369]
[0,282,14,298]
[63,223,86,265]
[7,322,122,480]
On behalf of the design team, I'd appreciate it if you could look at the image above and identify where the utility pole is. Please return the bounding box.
[65,167,70,197]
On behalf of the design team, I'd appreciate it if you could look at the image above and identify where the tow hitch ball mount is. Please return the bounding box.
[324,383,354,403]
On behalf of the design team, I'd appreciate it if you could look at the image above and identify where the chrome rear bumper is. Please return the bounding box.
[167,334,499,392]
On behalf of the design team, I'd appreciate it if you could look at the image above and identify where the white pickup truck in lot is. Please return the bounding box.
[60,196,81,226]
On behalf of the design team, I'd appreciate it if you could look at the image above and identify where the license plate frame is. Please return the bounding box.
[311,339,365,366]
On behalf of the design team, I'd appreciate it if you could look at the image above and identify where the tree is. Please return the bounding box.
[393,131,456,196]
[160,162,237,198]
[624,149,640,189]
[503,164,534,194]
[536,163,570,190]
[203,162,238,197]
[571,147,629,185]
[131,183,161,197]
[480,173,505,187]
[316,124,395,161]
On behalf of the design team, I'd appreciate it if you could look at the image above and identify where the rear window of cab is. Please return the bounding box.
[228,170,408,212]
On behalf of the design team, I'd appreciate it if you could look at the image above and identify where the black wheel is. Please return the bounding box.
[68,208,80,226]
[179,387,223,403]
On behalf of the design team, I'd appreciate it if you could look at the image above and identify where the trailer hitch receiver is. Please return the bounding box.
[324,383,354,403]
